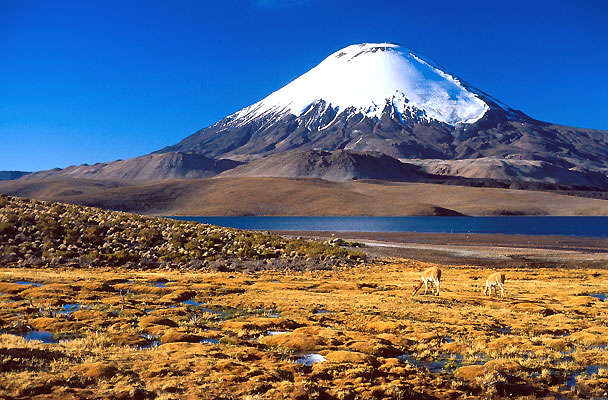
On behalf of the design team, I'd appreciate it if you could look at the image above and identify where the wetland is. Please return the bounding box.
[1,264,608,399]
[1,194,608,399]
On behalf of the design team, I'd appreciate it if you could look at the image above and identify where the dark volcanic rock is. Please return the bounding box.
[158,108,608,188]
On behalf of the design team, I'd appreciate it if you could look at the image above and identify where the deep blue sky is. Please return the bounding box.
[1,0,607,171]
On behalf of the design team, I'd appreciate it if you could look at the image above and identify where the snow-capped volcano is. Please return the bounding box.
[237,43,489,126]
[158,43,608,180]
[10,43,608,197]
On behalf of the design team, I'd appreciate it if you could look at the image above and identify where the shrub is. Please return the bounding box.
[83,226,103,245]
[0,245,18,262]
[0,221,16,237]
[38,215,64,239]
[105,249,138,265]
[138,227,163,245]
[81,251,101,267]
[169,230,188,245]
[64,227,81,245]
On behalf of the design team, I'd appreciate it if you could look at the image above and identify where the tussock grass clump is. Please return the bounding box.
[0,195,365,270]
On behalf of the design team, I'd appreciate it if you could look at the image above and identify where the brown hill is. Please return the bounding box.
[21,152,241,182]
[409,158,608,187]
[220,150,429,181]
[0,171,30,181]
[1,177,608,216]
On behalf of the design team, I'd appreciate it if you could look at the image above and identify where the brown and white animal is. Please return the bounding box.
[412,267,441,296]
[483,272,505,298]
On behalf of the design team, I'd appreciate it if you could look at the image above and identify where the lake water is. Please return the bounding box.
[169,216,608,237]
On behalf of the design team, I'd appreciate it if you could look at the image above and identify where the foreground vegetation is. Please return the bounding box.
[1,194,607,399]
[0,264,607,399]
[0,195,364,270]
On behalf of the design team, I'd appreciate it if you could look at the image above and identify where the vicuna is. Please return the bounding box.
[412,267,441,296]
[483,271,505,298]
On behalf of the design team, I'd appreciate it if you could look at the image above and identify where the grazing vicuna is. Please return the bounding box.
[412,267,441,296]
[483,271,505,298]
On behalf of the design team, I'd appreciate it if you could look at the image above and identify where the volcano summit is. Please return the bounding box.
[224,43,492,126]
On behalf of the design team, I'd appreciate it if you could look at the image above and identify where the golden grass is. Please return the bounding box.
[1,261,607,399]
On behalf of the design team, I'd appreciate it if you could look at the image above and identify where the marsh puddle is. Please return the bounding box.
[253,308,280,318]
[266,331,291,336]
[200,338,220,344]
[138,335,161,349]
[295,353,326,365]
[56,304,89,315]
[398,354,449,373]
[588,293,607,301]
[13,281,43,287]
[398,353,468,373]
[182,299,206,307]
[566,366,602,388]
[313,309,334,315]
[23,331,58,343]
[198,308,230,320]
[149,280,176,288]
[10,330,77,344]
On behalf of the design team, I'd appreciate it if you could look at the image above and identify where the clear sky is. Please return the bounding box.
[1,0,607,171]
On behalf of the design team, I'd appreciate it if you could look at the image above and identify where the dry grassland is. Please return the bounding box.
[2,177,608,216]
[1,261,607,399]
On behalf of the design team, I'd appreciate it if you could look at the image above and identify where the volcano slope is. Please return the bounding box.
[1,195,608,399]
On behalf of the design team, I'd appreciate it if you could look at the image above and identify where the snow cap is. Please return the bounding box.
[238,43,489,126]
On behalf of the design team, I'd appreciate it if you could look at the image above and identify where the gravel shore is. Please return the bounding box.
[273,230,608,269]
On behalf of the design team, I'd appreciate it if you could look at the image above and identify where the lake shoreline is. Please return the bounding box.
[271,230,608,269]
[169,215,608,237]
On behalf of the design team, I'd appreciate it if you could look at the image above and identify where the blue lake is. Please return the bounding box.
[169,216,608,237]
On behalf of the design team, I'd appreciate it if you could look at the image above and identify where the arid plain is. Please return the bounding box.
[1,195,608,399]
[2,177,608,217]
